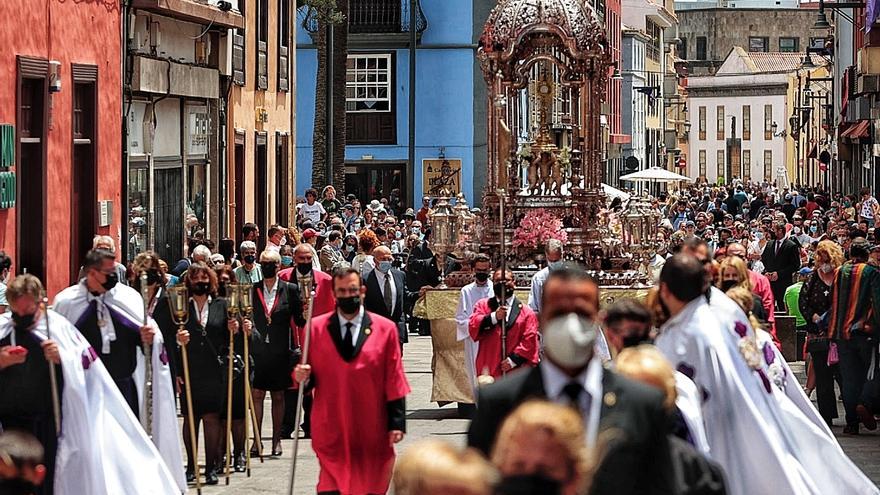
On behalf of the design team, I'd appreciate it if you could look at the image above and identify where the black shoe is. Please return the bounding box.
[300,426,311,439]
[279,426,294,439]
[250,443,262,457]
[185,469,195,483]
[204,468,219,485]
[843,424,860,435]
[234,452,246,473]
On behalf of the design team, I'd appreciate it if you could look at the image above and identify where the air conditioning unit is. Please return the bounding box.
[857,74,880,95]
[858,47,880,75]
[218,29,233,76]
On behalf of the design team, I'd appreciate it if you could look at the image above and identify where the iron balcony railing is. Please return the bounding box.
[302,0,427,35]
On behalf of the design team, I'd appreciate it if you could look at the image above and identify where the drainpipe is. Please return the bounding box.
[408,0,417,206]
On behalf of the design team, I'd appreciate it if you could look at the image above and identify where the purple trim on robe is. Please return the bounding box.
[104,305,142,334]
[734,321,748,338]
[159,347,169,365]
[763,342,775,365]
[74,300,99,329]
[82,347,98,369]
[677,362,696,380]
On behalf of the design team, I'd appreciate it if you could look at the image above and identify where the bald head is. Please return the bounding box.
[372,245,392,262]
[726,242,746,259]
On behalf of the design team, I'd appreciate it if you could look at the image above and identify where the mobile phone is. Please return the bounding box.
[7,346,27,356]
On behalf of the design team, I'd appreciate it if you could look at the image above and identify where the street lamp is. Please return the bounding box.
[813,9,832,30]
[801,52,817,70]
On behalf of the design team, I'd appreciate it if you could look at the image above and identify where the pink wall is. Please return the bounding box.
[0,0,121,297]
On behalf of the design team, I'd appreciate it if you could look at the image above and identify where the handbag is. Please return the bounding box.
[827,342,840,366]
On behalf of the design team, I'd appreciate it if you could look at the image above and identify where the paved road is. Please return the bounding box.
[190,337,878,494]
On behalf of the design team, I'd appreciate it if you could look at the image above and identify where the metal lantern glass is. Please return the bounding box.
[167,285,189,325]
[238,283,253,317]
[227,284,242,318]
[429,192,458,288]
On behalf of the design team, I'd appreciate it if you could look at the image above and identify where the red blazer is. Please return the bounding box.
[279,268,336,317]
[468,296,540,379]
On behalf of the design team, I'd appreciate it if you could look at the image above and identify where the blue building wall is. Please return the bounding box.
[295,1,478,206]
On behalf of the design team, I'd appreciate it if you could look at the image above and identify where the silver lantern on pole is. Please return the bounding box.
[428,189,458,288]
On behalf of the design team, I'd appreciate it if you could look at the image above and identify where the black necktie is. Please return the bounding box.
[383,274,393,314]
[343,322,354,357]
[562,381,584,410]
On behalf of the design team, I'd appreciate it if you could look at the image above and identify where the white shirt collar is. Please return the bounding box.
[263,277,279,294]
[337,305,365,343]
[540,355,603,402]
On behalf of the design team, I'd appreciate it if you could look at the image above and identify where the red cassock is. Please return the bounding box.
[468,297,540,379]
[308,310,411,494]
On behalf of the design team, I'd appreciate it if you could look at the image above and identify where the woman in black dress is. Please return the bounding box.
[214,265,259,473]
[799,239,844,426]
[175,263,230,484]
[250,251,305,456]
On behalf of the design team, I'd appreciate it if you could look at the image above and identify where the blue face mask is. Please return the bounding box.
[281,255,293,267]
[378,260,393,273]
[548,260,563,271]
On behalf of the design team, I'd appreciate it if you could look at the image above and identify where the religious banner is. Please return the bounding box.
[423,159,462,197]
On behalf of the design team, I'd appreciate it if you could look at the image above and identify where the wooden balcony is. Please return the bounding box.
[132,0,244,30]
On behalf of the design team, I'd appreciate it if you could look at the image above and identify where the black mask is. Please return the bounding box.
[622,333,651,348]
[218,282,228,298]
[243,255,256,265]
[337,295,361,314]
[720,280,738,292]
[494,282,512,298]
[494,473,562,495]
[191,282,210,296]
[146,270,163,285]
[0,478,38,495]
[261,262,278,279]
[475,272,490,283]
[11,311,35,331]
[101,272,118,291]
[296,263,312,276]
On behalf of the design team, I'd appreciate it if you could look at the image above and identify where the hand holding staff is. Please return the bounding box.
[288,290,316,495]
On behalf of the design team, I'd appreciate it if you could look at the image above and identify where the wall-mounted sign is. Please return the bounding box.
[423,159,462,197]
[186,104,209,156]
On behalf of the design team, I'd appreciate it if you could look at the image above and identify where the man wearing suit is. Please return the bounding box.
[468,264,673,495]
[761,220,802,311]
[364,246,412,347]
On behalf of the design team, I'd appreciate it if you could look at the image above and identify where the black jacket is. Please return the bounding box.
[761,238,801,287]
[364,268,411,344]
[250,280,306,356]
[468,365,675,495]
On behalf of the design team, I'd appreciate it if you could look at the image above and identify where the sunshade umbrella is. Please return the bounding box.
[619,166,693,183]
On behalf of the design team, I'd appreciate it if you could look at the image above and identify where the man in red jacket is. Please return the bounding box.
[280,243,336,438]
[469,268,540,379]
[294,267,410,494]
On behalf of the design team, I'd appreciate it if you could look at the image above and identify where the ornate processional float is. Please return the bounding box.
[429,0,660,288]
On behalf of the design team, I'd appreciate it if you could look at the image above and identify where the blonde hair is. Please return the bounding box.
[492,401,594,494]
[393,440,497,495]
[717,256,751,291]
[6,274,43,303]
[815,240,844,269]
[615,345,677,411]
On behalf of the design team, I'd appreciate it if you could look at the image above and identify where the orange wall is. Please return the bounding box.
[0,0,122,297]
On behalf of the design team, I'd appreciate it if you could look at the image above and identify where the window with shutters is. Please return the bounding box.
[277,0,289,92]
[256,0,269,91]
[717,150,725,182]
[232,1,246,85]
[742,105,751,140]
[716,106,725,140]
[764,150,773,181]
[346,53,396,144]
[698,106,706,140]
[699,150,706,179]
[696,37,707,61]
[743,150,751,181]
[764,105,773,140]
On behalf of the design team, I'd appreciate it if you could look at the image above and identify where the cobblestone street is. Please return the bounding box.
[192,337,879,493]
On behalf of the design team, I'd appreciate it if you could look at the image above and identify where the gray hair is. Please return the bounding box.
[92,235,116,252]
[260,250,281,263]
[240,240,257,252]
[192,245,212,262]
[545,239,564,256]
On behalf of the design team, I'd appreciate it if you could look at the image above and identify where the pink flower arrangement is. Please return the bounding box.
[512,209,568,250]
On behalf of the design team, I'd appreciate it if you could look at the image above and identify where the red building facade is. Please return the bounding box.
[0,0,121,296]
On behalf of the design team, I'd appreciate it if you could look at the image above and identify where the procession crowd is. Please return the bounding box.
[2,181,880,494]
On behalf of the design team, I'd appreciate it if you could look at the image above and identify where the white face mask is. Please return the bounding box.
[542,314,597,369]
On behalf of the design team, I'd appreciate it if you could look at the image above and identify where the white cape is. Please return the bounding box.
[52,282,185,491]
[0,310,181,494]
[657,293,877,495]
[455,282,493,389]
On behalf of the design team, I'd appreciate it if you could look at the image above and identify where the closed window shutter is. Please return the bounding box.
[277,0,289,92]
[232,31,245,86]
[278,45,289,92]
[257,40,268,90]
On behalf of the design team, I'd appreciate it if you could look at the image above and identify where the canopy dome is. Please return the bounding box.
[478,0,607,63]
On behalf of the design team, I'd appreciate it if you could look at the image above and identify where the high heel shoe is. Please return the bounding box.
[271,441,283,457]
[250,442,262,457]
[234,451,246,473]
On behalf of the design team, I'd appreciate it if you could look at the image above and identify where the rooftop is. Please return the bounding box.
[717,47,827,74]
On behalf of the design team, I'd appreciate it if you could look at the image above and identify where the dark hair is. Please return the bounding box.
[305,188,318,198]
[659,255,708,304]
[268,225,283,238]
[327,231,342,243]
[851,239,871,261]
[0,251,11,273]
[242,223,259,238]
[605,299,652,327]
[331,266,363,288]
[184,262,219,296]
[374,227,387,238]
[0,430,44,470]
[84,249,116,271]
[214,264,235,290]
[279,244,294,256]
[219,238,235,261]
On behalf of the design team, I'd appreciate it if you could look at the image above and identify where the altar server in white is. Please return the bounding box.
[656,255,877,495]
[455,254,494,389]
[0,274,181,495]
[52,249,185,491]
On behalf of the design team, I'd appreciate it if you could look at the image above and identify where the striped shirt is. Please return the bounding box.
[827,262,880,340]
